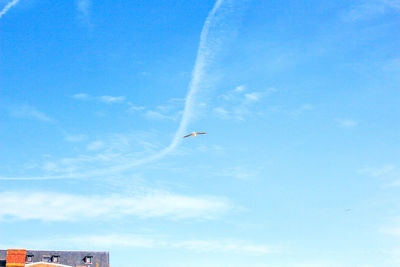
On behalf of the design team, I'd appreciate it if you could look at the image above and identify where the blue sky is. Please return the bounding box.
[1,0,400,266]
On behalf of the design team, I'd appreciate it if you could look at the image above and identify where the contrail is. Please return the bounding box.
[123,0,226,165]
[0,0,231,181]
[167,0,224,151]
[0,0,19,19]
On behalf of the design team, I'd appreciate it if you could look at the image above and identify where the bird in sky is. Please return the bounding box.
[183,132,207,138]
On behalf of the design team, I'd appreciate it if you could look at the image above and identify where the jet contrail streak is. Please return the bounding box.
[0,0,229,181]
[167,0,224,151]
[0,0,20,19]
[122,0,225,166]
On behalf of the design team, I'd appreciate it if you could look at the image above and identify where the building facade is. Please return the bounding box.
[0,249,109,267]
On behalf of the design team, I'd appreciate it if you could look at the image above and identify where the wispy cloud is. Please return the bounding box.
[0,0,19,19]
[382,247,400,266]
[382,226,400,236]
[145,110,178,121]
[234,85,246,92]
[99,95,126,104]
[213,107,229,118]
[345,0,400,21]
[383,57,400,73]
[360,164,397,177]
[76,0,91,23]
[18,234,279,255]
[77,0,91,15]
[127,103,145,112]
[215,86,277,120]
[218,166,259,180]
[173,239,279,254]
[0,132,165,180]
[335,118,358,128]
[86,140,106,151]
[64,134,88,143]
[380,217,400,256]
[72,93,90,99]
[244,92,264,102]
[73,93,126,104]
[0,191,232,222]
[2,0,243,181]
[290,104,313,117]
[143,100,184,121]
[9,105,53,122]
[359,164,400,185]
[219,85,248,101]
[73,92,146,116]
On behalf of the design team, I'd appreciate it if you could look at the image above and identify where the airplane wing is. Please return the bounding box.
[197,133,207,135]
[183,134,193,138]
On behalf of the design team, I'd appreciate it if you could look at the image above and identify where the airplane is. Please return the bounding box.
[183,131,207,138]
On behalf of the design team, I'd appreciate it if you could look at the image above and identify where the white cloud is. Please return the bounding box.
[42,161,59,172]
[291,104,313,117]
[383,247,400,258]
[244,92,262,102]
[215,86,277,120]
[0,0,19,19]
[9,105,53,122]
[345,0,400,21]
[361,164,397,177]
[72,93,90,99]
[170,239,279,254]
[73,93,127,104]
[127,103,145,112]
[213,107,229,116]
[234,85,246,92]
[360,164,400,186]
[360,164,397,177]
[0,132,166,180]
[243,88,277,104]
[336,118,358,128]
[145,110,178,121]
[86,140,105,151]
[23,162,39,170]
[99,95,126,104]
[143,98,184,121]
[65,134,88,143]
[220,84,247,100]
[76,0,91,20]
[219,166,258,180]
[0,191,232,222]
[382,226,400,236]
[383,57,400,73]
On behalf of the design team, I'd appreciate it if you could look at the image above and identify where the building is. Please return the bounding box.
[0,249,109,267]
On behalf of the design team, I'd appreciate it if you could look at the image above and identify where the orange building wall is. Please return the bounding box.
[6,249,26,267]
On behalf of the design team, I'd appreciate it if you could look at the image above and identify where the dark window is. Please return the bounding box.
[52,256,59,263]
[26,255,33,262]
[42,256,51,262]
[84,256,93,264]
